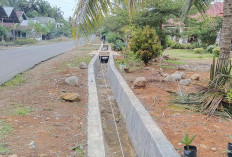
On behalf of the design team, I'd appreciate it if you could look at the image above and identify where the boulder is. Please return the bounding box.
[177,65,189,70]
[179,72,185,79]
[191,74,200,80]
[171,73,182,81]
[65,76,78,86]
[60,93,81,102]
[164,75,176,82]
[134,77,147,88]
[179,79,191,86]
[79,62,88,69]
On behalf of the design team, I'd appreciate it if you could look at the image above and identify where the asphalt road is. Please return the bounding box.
[0,41,78,85]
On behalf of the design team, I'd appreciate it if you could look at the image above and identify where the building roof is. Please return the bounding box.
[205,2,223,17]
[32,17,56,25]
[3,7,14,17]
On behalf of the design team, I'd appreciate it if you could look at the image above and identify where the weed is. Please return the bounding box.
[0,121,13,155]
[15,107,33,116]
[73,145,84,157]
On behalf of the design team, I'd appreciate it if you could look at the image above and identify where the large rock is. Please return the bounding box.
[177,65,189,70]
[171,73,182,81]
[79,62,88,69]
[164,75,176,82]
[179,79,191,86]
[65,76,78,86]
[60,93,81,102]
[191,74,200,80]
[134,77,147,88]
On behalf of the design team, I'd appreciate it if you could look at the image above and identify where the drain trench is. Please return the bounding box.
[96,61,136,157]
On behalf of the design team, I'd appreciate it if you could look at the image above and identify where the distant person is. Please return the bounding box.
[101,35,106,44]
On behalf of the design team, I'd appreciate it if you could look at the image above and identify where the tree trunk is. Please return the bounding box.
[219,0,232,59]
[211,0,232,88]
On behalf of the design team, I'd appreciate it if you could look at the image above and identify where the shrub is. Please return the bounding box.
[111,40,125,51]
[129,26,162,64]
[106,32,123,43]
[194,48,204,54]
[213,46,220,57]
[207,45,216,53]
[14,38,37,45]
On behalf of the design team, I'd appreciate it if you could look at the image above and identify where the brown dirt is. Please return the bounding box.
[0,43,99,156]
[120,59,232,157]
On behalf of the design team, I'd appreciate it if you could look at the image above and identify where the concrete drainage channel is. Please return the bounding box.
[88,44,180,157]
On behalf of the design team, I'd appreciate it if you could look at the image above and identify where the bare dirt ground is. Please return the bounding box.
[0,43,99,156]
[119,56,232,157]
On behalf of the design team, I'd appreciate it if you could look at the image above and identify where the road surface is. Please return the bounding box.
[0,41,78,85]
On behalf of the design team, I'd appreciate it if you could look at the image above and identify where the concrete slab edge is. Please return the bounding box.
[87,54,106,157]
[108,54,180,157]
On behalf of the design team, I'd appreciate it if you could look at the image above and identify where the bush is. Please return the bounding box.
[206,45,216,53]
[213,47,220,57]
[129,26,162,64]
[194,48,204,54]
[106,32,123,43]
[111,40,125,51]
[14,38,37,45]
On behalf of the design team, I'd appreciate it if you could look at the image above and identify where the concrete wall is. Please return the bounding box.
[108,54,180,157]
[87,54,105,157]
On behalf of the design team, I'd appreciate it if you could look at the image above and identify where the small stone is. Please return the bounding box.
[39,154,48,157]
[211,147,217,152]
[29,141,36,148]
[52,134,59,138]
[65,76,78,86]
[133,77,147,88]
[171,73,182,81]
[179,72,185,79]
[60,93,81,102]
[164,75,175,82]
[8,154,18,157]
[79,62,88,69]
[191,74,200,80]
[178,143,182,146]
[200,144,207,149]
[179,79,191,86]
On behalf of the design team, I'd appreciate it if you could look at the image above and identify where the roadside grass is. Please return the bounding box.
[164,49,213,60]
[2,104,33,116]
[0,121,13,154]
[71,56,91,67]
[0,73,26,90]
[77,44,99,52]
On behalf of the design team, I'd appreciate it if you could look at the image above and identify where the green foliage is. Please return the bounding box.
[184,16,222,46]
[129,26,162,64]
[106,32,123,43]
[167,39,194,49]
[225,89,232,103]
[111,40,125,51]
[213,47,220,57]
[0,121,13,154]
[180,132,197,150]
[0,25,6,37]
[207,45,216,53]
[194,48,204,54]
[14,38,37,45]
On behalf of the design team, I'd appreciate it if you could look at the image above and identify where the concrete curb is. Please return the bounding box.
[108,54,180,157]
[87,54,106,157]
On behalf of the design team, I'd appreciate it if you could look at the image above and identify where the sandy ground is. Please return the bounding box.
[0,43,99,156]
[120,58,232,157]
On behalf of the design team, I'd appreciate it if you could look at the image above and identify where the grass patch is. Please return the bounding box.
[15,107,33,116]
[165,60,186,65]
[158,65,175,69]
[164,49,213,60]
[0,73,26,90]
[0,121,13,155]
[71,56,91,67]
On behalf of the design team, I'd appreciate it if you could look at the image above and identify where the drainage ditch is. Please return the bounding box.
[96,60,136,157]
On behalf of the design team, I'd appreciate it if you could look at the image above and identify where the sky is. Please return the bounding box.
[45,0,77,19]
